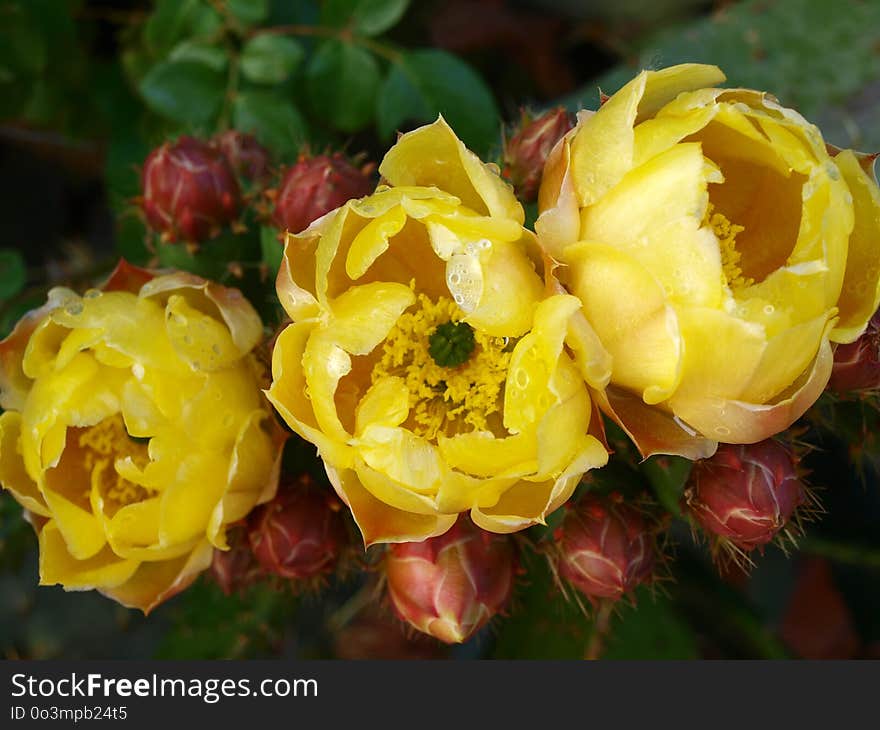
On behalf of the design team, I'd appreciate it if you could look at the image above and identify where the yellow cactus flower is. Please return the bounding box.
[0,262,282,613]
[268,117,608,545]
[538,64,880,457]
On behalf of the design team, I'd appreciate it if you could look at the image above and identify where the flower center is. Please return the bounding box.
[370,292,512,441]
[705,203,752,291]
[78,414,153,511]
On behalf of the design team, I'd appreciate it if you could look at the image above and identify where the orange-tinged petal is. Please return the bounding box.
[0,411,50,516]
[535,120,581,260]
[100,539,214,614]
[671,331,834,443]
[326,463,456,546]
[831,149,880,342]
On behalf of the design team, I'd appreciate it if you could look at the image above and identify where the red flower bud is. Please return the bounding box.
[557,496,655,601]
[213,130,272,185]
[141,135,241,243]
[828,310,880,394]
[247,480,348,580]
[685,441,806,550]
[272,152,375,234]
[385,518,516,644]
[502,106,574,201]
[210,525,261,596]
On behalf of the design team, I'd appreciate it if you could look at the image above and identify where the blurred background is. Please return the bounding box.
[1,0,879,659]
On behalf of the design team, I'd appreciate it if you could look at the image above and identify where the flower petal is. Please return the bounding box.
[38,520,139,590]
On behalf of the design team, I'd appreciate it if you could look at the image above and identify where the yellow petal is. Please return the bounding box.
[831,149,880,342]
[567,242,683,404]
[303,334,352,442]
[265,322,353,468]
[463,238,544,337]
[636,63,726,121]
[570,71,646,207]
[329,281,415,355]
[140,272,263,357]
[38,520,139,590]
[345,205,408,280]
[437,430,537,478]
[671,329,833,443]
[354,426,443,498]
[277,230,320,320]
[673,306,767,404]
[536,122,581,260]
[355,376,410,435]
[162,294,242,372]
[100,539,214,614]
[379,116,523,223]
[326,463,456,546]
[158,450,229,546]
[0,411,50,516]
[632,105,718,168]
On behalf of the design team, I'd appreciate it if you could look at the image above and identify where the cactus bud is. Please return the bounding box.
[271,152,375,234]
[685,441,806,551]
[385,518,516,644]
[557,496,655,601]
[247,478,348,580]
[502,106,574,201]
[828,310,880,394]
[141,135,241,243]
[213,130,272,186]
[210,525,261,596]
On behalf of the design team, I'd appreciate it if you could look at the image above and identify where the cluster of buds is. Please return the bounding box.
[828,310,880,395]
[269,151,375,234]
[684,440,807,553]
[384,517,517,644]
[502,106,574,201]
[555,494,656,603]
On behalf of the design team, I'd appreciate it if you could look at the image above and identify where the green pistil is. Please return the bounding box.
[429,321,475,367]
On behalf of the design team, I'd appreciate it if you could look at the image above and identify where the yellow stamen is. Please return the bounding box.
[78,414,152,508]
[705,202,752,291]
[370,291,511,441]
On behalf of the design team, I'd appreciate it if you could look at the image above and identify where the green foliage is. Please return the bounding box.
[0,250,26,301]
[139,59,226,126]
[233,90,308,157]
[378,50,501,154]
[322,0,411,37]
[260,226,284,278]
[306,41,382,132]
[241,35,304,85]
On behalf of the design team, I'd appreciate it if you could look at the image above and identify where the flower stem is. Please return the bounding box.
[584,599,614,660]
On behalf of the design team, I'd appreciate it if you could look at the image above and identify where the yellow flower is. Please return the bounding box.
[268,117,608,545]
[538,64,880,457]
[0,262,282,613]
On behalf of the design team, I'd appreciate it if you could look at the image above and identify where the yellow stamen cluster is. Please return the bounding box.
[79,414,152,509]
[705,202,752,291]
[371,292,512,441]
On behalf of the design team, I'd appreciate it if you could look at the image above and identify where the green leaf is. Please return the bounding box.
[139,60,225,125]
[640,455,692,516]
[228,0,270,27]
[378,50,499,154]
[323,0,410,36]
[233,90,307,158]
[0,249,26,300]
[154,227,260,282]
[306,41,381,133]
[169,40,228,73]
[260,226,284,277]
[143,0,202,57]
[241,35,304,85]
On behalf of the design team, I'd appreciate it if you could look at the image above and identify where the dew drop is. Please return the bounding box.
[478,238,491,250]
[714,426,731,436]
[763,304,775,315]
[446,254,483,313]
[65,301,84,315]
[211,344,220,355]
[514,368,530,389]
[132,363,145,380]
[83,288,102,299]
